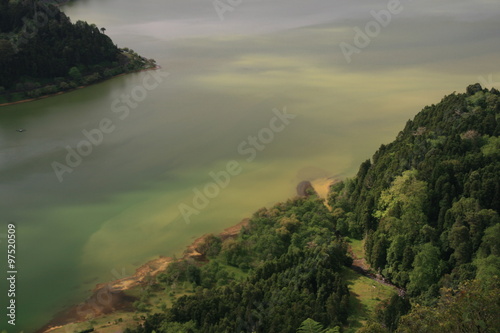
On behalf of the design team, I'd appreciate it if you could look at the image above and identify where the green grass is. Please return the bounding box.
[342,268,396,333]
[347,238,365,259]
[210,258,250,280]
[149,282,195,310]
[344,238,395,332]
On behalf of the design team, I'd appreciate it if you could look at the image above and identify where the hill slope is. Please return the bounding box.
[329,83,500,331]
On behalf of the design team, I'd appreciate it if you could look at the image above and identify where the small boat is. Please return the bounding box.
[16,129,26,132]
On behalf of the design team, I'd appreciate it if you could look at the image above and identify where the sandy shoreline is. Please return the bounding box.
[310,177,337,200]
[38,179,335,332]
[38,218,249,333]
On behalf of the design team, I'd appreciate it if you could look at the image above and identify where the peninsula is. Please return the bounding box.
[0,0,156,106]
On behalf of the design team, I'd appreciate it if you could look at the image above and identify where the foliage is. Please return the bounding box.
[396,278,500,333]
[356,322,389,333]
[196,234,222,257]
[128,197,352,333]
[326,84,500,330]
[296,318,339,333]
[297,318,325,333]
[407,243,442,295]
[0,0,155,101]
[157,260,201,286]
[374,295,410,331]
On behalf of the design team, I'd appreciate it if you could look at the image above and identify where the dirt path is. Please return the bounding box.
[348,246,406,297]
[310,180,406,298]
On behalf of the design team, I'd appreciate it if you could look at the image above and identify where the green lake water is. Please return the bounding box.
[0,0,499,330]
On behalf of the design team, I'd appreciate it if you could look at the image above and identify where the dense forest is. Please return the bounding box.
[330,83,500,331]
[118,84,500,333]
[128,197,352,333]
[0,0,155,103]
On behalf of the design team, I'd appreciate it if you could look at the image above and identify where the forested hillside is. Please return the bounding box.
[126,196,353,333]
[76,84,499,333]
[0,0,154,103]
[329,83,500,331]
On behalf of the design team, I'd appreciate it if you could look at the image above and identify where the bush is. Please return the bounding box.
[42,85,58,95]
[69,67,82,81]
[196,234,222,257]
[59,82,70,90]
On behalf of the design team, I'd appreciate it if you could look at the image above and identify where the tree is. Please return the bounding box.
[408,243,441,295]
[357,322,389,333]
[324,328,341,333]
[296,318,324,333]
[481,136,500,156]
[397,278,500,333]
[160,320,198,332]
[375,294,411,331]
[448,222,472,265]
[370,232,389,269]
[0,39,14,62]
[100,27,106,34]
[59,82,70,90]
[478,223,500,257]
[196,234,222,257]
[375,170,427,237]
[474,255,500,281]
[69,67,82,81]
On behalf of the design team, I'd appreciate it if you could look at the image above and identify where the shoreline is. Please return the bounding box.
[0,65,161,108]
[38,178,335,333]
[37,218,249,333]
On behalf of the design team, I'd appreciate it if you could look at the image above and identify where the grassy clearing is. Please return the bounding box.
[210,258,250,280]
[347,238,365,260]
[343,267,396,332]
[342,238,396,333]
[343,237,395,333]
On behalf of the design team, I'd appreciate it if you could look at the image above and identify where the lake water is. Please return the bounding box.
[1,0,499,330]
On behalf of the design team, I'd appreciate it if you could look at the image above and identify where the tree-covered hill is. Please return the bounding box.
[328,83,500,331]
[126,196,353,333]
[0,0,155,103]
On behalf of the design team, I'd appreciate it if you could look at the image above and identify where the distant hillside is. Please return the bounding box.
[0,0,155,104]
